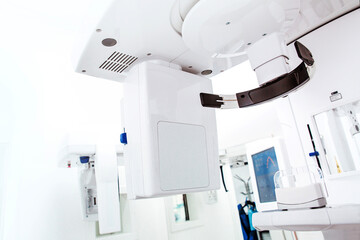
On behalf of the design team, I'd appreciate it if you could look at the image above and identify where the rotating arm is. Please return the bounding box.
[200,41,314,109]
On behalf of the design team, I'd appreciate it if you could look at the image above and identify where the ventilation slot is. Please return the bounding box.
[99,52,138,73]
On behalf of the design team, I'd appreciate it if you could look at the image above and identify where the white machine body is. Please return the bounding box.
[275,182,327,210]
[123,61,220,199]
[246,33,290,86]
[274,165,328,210]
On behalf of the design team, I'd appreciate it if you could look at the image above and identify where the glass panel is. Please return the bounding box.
[314,100,360,174]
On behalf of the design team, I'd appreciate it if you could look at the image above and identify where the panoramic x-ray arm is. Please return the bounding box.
[200,41,315,109]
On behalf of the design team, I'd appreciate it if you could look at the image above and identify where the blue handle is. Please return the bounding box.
[80,156,90,164]
[309,151,319,157]
[120,132,127,145]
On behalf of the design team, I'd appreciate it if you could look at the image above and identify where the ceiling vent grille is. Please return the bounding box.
[99,52,138,73]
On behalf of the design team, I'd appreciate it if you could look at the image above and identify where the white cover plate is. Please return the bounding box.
[158,121,209,191]
[95,144,121,234]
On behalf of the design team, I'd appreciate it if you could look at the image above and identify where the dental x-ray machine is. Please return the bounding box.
[68,0,360,237]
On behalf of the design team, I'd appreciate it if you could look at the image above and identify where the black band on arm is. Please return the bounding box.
[200,92,224,108]
[235,62,309,107]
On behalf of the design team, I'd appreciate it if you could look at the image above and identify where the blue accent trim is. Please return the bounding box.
[309,151,319,157]
[120,132,127,145]
[80,156,90,164]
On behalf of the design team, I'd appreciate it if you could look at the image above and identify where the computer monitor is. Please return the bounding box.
[247,138,287,212]
[252,147,279,203]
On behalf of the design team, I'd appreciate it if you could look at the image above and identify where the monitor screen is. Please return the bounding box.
[251,147,279,203]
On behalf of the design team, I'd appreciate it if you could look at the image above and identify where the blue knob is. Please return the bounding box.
[309,151,319,157]
[80,156,90,164]
[120,132,127,145]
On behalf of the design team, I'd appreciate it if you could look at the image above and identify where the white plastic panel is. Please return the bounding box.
[275,183,325,205]
[182,0,300,57]
[158,121,209,191]
[246,33,290,85]
[253,207,330,231]
[95,144,121,234]
[253,204,360,235]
